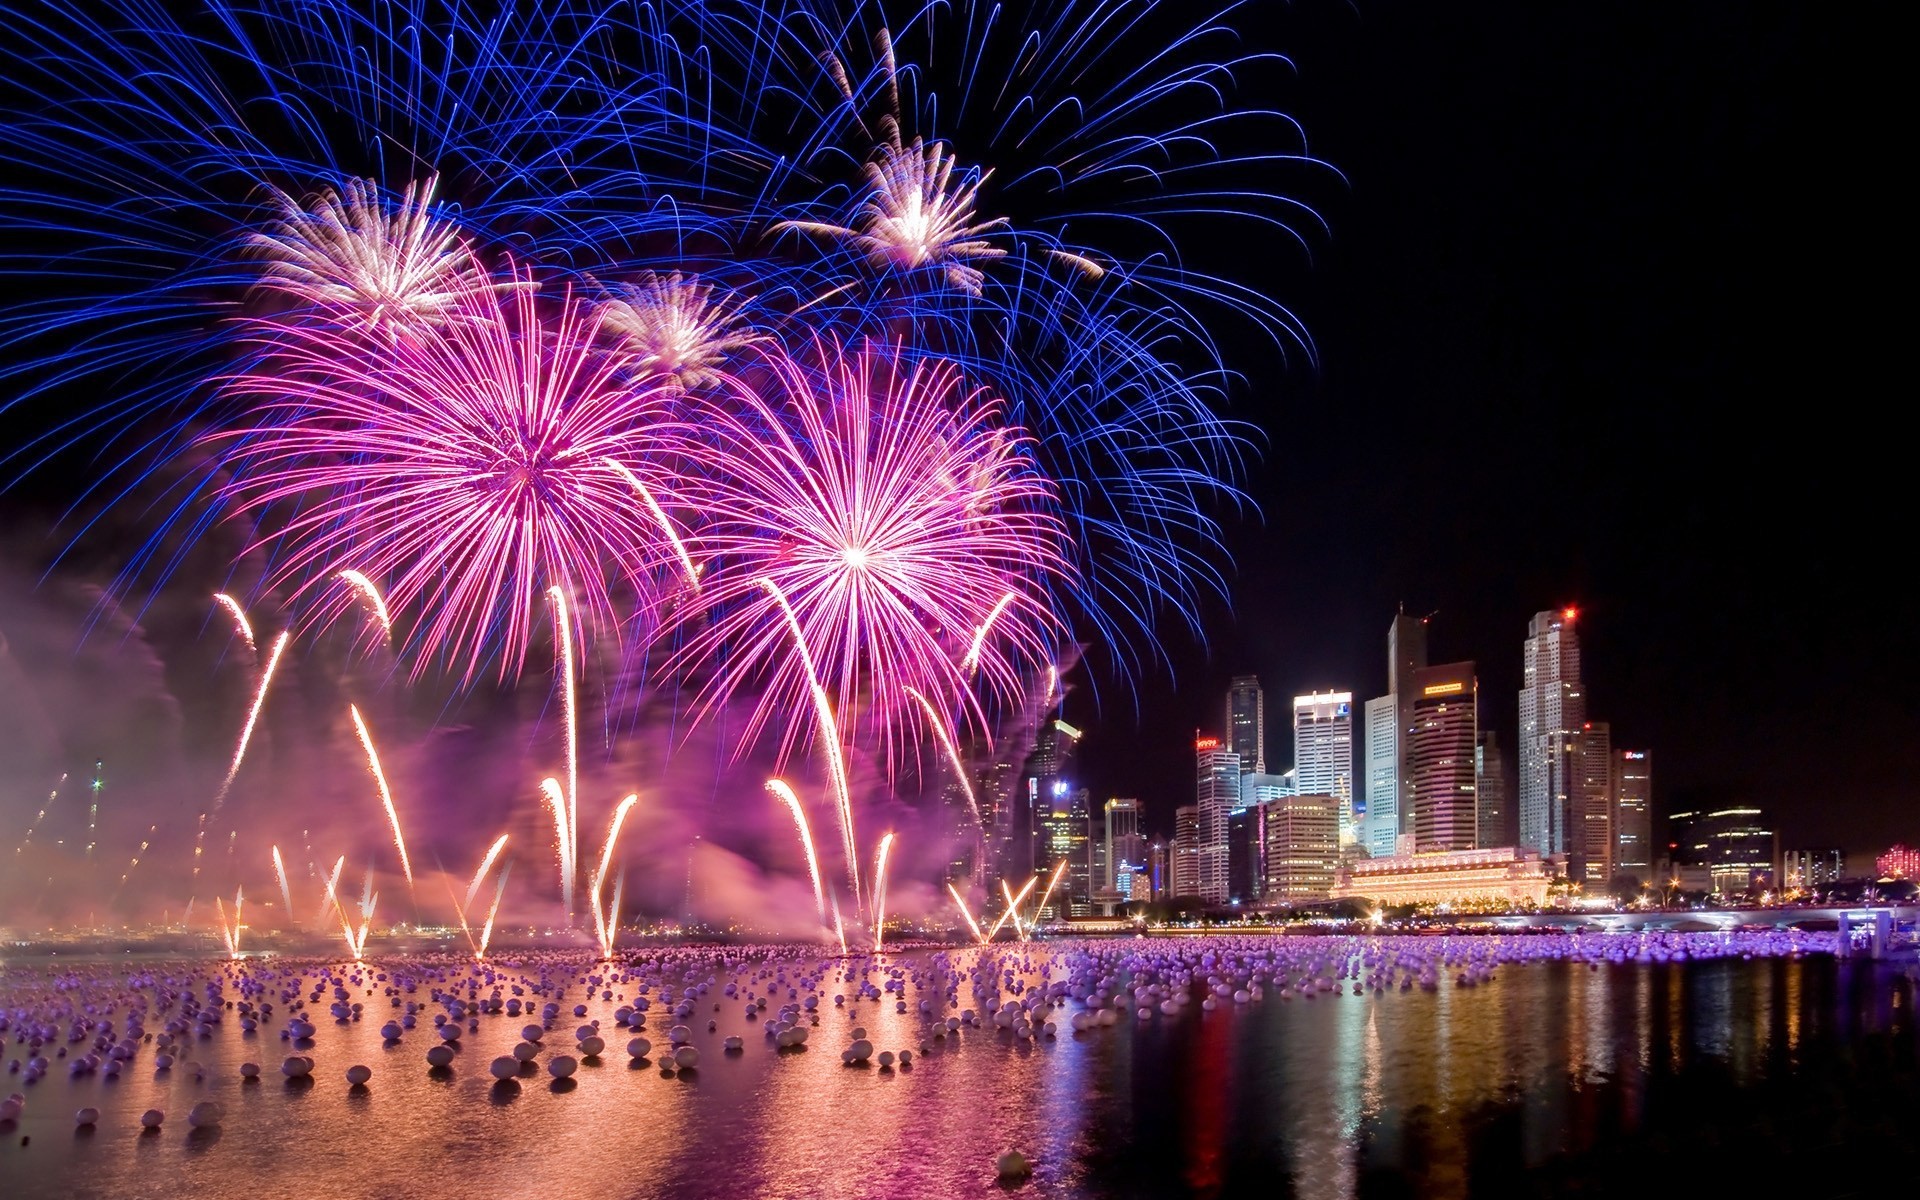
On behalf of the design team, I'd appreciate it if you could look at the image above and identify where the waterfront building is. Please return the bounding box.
[1408,662,1478,852]
[1576,721,1613,885]
[1475,730,1512,849]
[1241,772,1294,805]
[1227,804,1263,904]
[1612,749,1652,886]
[1329,846,1556,908]
[1104,798,1144,890]
[1364,695,1399,857]
[1671,807,1777,896]
[1878,845,1920,879]
[1195,737,1241,903]
[1149,841,1170,900]
[1226,675,1266,774]
[1170,806,1201,898]
[1781,847,1845,891]
[1293,692,1355,847]
[1518,608,1585,862]
[1262,791,1339,903]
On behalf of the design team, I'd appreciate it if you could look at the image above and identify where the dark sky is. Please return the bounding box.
[1068,3,1912,855]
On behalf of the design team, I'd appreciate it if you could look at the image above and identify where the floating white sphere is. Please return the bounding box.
[346,1064,372,1085]
[672,1046,699,1069]
[425,1045,455,1068]
[489,1057,518,1080]
[187,1102,222,1129]
[139,1109,164,1129]
[996,1150,1033,1180]
[578,1036,606,1057]
[512,1041,540,1062]
[281,1056,313,1078]
[626,1037,652,1059]
[547,1055,577,1078]
[239,1062,261,1079]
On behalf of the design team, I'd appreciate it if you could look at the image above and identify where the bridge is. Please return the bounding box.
[1486,906,1918,959]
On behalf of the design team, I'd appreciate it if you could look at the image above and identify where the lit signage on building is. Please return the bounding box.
[1194,737,1221,751]
[1421,681,1465,697]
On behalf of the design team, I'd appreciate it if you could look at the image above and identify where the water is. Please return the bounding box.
[1,943,1913,1199]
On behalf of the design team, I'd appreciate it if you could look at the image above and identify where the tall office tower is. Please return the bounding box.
[1105,798,1145,889]
[1612,749,1652,886]
[1293,692,1355,845]
[1240,773,1294,805]
[1261,792,1339,903]
[1227,804,1264,904]
[1014,718,1081,887]
[1518,608,1586,860]
[1170,806,1202,897]
[1408,663,1478,852]
[1226,675,1266,774]
[1576,722,1613,884]
[1474,730,1513,849]
[1056,787,1093,914]
[1364,695,1399,857]
[1781,849,1844,891]
[1149,841,1169,900]
[1194,736,1241,903]
[1389,610,1430,833]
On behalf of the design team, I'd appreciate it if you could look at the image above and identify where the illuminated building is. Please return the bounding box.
[1671,807,1777,896]
[1293,692,1354,846]
[1170,806,1201,898]
[1194,736,1240,903]
[1104,798,1145,890]
[1035,785,1092,916]
[1576,721,1613,885]
[1227,804,1263,904]
[1364,695,1399,857]
[1329,846,1555,908]
[1518,608,1585,862]
[1226,674,1266,774]
[1408,662,1477,852]
[1262,791,1339,903]
[1878,845,1920,879]
[1005,717,1080,890]
[1149,841,1169,900]
[1782,847,1844,890]
[1475,730,1512,849]
[1390,610,1429,836]
[1612,749,1652,886]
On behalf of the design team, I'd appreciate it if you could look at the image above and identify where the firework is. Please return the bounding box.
[906,687,981,826]
[1032,859,1070,934]
[589,794,639,958]
[212,594,257,656]
[870,832,895,952]
[477,864,511,960]
[336,570,393,641]
[213,630,290,810]
[540,778,575,921]
[347,705,413,886]
[548,587,579,919]
[666,341,1068,776]
[466,834,511,914]
[315,856,346,927]
[220,269,685,683]
[595,271,762,389]
[13,774,65,857]
[987,875,1036,942]
[114,825,157,893]
[946,882,986,944]
[251,175,492,332]
[271,845,294,929]
[766,779,828,925]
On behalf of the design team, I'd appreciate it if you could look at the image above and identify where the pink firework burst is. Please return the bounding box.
[667,340,1070,769]
[219,263,686,682]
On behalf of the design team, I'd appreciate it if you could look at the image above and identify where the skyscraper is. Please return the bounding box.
[1194,736,1241,903]
[1364,695,1399,857]
[1226,675,1266,774]
[1576,721,1613,885]
[1104,797,1144,890]
[1262,792,1339,903]
[1408,662,1478,852]
[1475,729,1513,849]
[1518,608,1585,861]
[1170,806,1201,898]
[1293,692,1354,844]
[1612,748,1652,886]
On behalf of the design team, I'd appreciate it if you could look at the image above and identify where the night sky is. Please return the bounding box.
[0,4,1908,880]
[1069,3,1911,855]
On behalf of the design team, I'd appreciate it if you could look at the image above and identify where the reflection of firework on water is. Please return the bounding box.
[667,341,1068,772]
[219,271,684,683]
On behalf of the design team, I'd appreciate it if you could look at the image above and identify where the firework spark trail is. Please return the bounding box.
[315,856,345,927]
[829,891,848,957]
[961,592,1019,675]
[478,864,511,960]
[114,825,156,893]
[191,813,208,882]
[213,630,290,811]
[906,687,981,826]
[988,875,1037,942]
[271,845,294,929]
[548,586,579,922]
[14,774,66,857]
[539,778,575,921]
[347,704,412,886]
[214,894,236,959]
[1032,859,1070,932]
[947,883,987,943]
[756,577,861,916]
[336,570,393,640]
[871,832,896,952]
[765,779,827,925]
[466,834,510,914]
[212,594,256,656]
[595,270,763,390]
[589,794,638,958]
[602,458,700,590]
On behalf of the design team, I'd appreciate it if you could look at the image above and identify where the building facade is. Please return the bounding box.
[1293,692,1355,847]
[1612,748,1652,886]
[1104,797,1144,891]
[1781,848,1845,891]
[1262,791,1339,903]
[1194,737,1241,903]
[1329,846,1556,908]
[1364,695,1400,857]
[1475,729,1512,849]
[1576,721,1613,885]
[1408,662,1478,852]
[1170,806,1201,898]
[1226,675,1266,775]
[1518,608,1586,861]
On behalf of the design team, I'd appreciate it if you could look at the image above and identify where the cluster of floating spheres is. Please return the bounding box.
[0,929,1837,1174]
